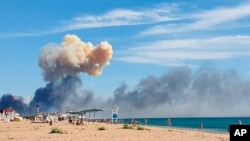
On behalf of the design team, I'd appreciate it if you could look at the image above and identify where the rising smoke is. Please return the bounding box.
[28,34,113,113]
[108,66,250,117]
[39,34,113,81]
[0,94,28,114]
[0,34,113,114]
[1,65,250,117]
[108,67,191,109]
[29,75,95,113]
[1,34,250,117]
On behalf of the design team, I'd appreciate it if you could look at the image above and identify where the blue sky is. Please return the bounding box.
[1,0,250,116]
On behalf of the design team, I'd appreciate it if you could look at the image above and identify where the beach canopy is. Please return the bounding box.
[66,108,103,116]
[67,108,103,121]
[84,108,103,113]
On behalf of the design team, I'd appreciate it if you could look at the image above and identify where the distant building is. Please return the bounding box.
[0,108,19,121]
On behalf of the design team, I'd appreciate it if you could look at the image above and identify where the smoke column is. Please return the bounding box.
[39,34,113,81]
[1,34,249,117]
[28,34,113,113]
[108,66,191,109]
[29,75,95,112]
[108,66,250,117]
[1,65,250,117]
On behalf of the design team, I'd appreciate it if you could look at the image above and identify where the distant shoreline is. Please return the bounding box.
[120,116,249,133]
[140,124,229,134]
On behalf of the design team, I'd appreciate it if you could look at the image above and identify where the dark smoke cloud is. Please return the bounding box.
[1,64,250,117]
[1,34,112,116]
[27,34,112,114]
[108,66,250,117]
[29,75,94,113]
[0,94,28,114]
[109,66,191,109]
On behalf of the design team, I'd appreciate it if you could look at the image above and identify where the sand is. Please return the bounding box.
[0,121,229,141]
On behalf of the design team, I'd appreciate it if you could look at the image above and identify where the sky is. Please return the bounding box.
[1,0,250,117]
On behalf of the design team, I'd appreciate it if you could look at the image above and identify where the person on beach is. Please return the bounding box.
[167,118,171,128]
[145,118,148,125]
[238,120,242,125]
[199,122,203,130]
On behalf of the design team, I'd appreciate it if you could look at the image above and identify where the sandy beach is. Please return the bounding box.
[0,121,229,141]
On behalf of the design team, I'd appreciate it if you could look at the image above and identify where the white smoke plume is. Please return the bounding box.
[39,34,113,81]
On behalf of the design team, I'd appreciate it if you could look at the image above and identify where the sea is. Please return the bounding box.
[122,117,250,133]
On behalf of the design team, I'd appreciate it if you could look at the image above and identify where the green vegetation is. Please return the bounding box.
[50,127,64,134]
[122,124,133,129]
[98,127,106,130]
[122,124,149,131]
[136,126,144,130]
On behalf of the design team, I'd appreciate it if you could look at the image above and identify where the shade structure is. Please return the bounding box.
[67,108,103,119]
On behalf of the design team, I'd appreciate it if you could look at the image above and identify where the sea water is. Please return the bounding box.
[122,117,250,133]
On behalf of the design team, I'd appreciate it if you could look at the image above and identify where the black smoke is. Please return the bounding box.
[0,94,28,114]
[1,66,250,117]
[0,76,95,116]
[108,66,191,108]
[1,34,113,116]
[108,66,250,117]
[29,75,94,113]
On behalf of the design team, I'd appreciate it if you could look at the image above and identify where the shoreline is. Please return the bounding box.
[121,116,247,133]
[141,124,229,134]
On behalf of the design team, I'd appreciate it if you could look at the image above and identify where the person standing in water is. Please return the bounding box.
[199,122,203,130]
[167,118,171,128]
[238,120,242,125]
